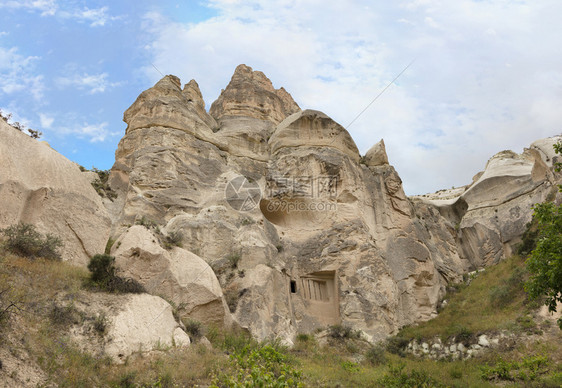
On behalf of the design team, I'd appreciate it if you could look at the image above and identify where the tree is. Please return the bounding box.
[524,141,562,328]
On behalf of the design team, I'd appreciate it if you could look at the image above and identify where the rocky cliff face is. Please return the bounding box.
[415,137,562,269]
[0,120,111,266]
[1,64,559,346]
[106,65,475,343]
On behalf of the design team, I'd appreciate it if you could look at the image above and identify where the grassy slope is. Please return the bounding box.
[1,250,561,387]
[399,255,538,341]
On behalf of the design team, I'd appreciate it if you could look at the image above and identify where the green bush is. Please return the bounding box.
[88,254,116,284]
[385,336,409,356]
[365,344,386,365]
[211,341,303,387]
[480,359,515,381]
[1,223,63,260]
[328,324,361,340]
[87,254,145,294]
[378,362,445,387]
[91,168,117,201]
[524,201,562,329]
[296,333,312,343]
[183,319,203,341]
[135,216,157,229]
[163,230,183,250]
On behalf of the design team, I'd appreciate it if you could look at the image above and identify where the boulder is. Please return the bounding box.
[104,294,190,362]
[112,225,231,326]
[0,121,111,266]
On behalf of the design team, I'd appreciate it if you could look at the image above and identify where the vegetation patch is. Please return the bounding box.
[86,254,145,294]
[162,230,183,250]
[90,168,117,201]
[328,324,361,340]
[398,254,532,342]
[1,223,63,261]
[211,339,303,387]
[378,362,445,388]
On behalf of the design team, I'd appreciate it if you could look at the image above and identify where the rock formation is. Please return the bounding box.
[112,225,231,327]
[0,120,111,266]
[103,293,190,362]
[67,292,190,363]
[2,64,559,350]
[106,65,473,343]
[415,137,561,269]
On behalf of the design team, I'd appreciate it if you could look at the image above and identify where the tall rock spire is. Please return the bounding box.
[209,64,300,124]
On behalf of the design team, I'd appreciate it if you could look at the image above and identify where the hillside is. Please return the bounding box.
[1,244,560,387]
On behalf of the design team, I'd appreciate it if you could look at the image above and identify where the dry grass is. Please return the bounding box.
[399,255,534,341]
[1,249,561,387]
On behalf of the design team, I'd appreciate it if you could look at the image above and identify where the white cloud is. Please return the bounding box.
[0,0,57,16]
[80,122,115,142]
[39,113,54,128]
[50,121,119,143]
[0,1,119,26]
[0,45,44,100]
[56,72,121,94]
[59,6,120,27]
[143,0,562,194]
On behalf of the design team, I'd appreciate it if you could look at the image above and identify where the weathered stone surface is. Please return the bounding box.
[416,138,561,269]
[112,225,231,327]
[269,110,361,163]
[0,121,111,266]
[364,139,389,167]
[123,74,222,145]
[530,135,562,167]
[104,294,190,362]
[210,64,300,124]
[106,65,468,343]
[458,147,558,266]
[104,65,560,346]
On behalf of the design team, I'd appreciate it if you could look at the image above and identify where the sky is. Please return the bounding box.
[1,0,561,195]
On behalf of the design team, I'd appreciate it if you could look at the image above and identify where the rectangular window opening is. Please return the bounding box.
[290,280,297,294]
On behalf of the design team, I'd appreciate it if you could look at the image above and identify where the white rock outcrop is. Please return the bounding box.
[0,120,111,266]
[104,294,190,362]
[112,225,231,326]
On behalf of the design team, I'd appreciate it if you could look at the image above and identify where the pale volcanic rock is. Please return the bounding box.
[530,135,562,167]
[269,109,361,163]
[112,225,232,327]
[209,64,300,124]
[105,65,559,345]
[104,294,190,362]
[418,139,561,268]
[123,74,222,146]
[182,79,218,131]
[0,121,111,266]
[364,139,389,167]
